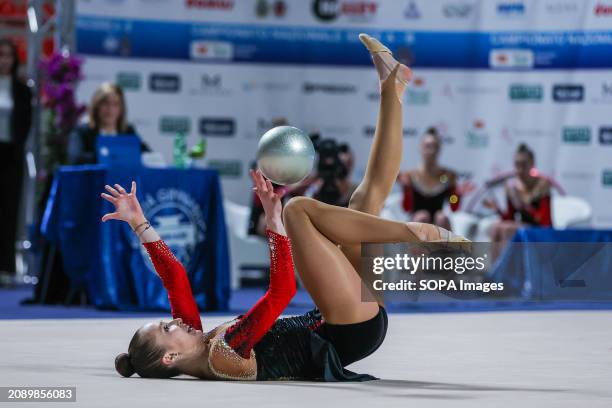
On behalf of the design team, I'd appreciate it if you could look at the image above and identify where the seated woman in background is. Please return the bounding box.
[68,82,149,164]
[398,127,470,229]
[484,143,552,259]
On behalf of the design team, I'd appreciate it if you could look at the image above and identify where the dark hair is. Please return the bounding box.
[423,127,441,144]
[115,327,181,378]
[0,38,20,78]
[516,143,535,162]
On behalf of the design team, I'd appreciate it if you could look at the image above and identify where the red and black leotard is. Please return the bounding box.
[402,171,462,219]
[499,177,552,226]
[143,229,382,381]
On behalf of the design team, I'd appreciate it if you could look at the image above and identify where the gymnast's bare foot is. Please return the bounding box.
[359,33,412,99]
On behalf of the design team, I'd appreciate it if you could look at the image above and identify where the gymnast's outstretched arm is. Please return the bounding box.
[100,182,203,331]
[222,169,296,359]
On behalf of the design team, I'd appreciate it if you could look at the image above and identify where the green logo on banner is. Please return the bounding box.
[509,85,543,101]
[159,116,191,134]
[208,160,242,177]
[466,130,489,147]
[562,127,591,144]
[116,72,141,91]
[603,170,612,187]
[406,89,430,105]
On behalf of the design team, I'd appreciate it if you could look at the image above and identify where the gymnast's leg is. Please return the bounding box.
[283,196,423,324]
[340,35,411,297]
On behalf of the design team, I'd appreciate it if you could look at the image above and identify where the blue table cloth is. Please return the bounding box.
[489,228,612,300]
[41,165,230,311]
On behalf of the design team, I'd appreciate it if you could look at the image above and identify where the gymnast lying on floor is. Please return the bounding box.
[103,34,469,381]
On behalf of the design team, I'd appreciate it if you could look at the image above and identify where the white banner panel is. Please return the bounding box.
[75,0,612,227]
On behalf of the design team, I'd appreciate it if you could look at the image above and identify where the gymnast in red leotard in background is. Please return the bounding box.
[484,143,552,261]
[105,34,469,381]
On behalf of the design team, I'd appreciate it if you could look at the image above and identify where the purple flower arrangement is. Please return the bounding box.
[39,51,86,168]
[39,52,86,134]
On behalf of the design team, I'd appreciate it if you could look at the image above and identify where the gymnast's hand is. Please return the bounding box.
[250,169,286,235]
[100,181,146,229]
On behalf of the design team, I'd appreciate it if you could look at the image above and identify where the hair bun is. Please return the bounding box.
[115,353,136,377]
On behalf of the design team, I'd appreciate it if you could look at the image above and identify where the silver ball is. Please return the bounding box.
[256,126,316,185]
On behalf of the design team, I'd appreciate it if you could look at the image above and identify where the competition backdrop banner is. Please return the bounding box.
[74,0,612,227]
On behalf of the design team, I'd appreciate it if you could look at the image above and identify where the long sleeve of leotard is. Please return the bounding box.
[224,229,297,359]
[142,240,203,331]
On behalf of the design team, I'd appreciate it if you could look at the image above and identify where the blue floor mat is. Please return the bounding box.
[1,286,611,320]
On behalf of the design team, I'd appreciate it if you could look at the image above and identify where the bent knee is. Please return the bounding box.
[282,196,316,222]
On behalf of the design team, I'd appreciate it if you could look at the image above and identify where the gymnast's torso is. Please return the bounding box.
[198,309,323,381]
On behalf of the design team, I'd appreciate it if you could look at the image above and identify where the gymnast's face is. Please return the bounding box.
[140,318,205,354]
[514,152,533,181]
[421,134,440,163]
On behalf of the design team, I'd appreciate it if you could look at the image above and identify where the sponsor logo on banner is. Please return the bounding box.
[592,82,612,103]
[442,1,475,18]
[103,36,120,53]
[490,49,534,69]
[256,118,277,135]
[594,2,612,16]
[552,84,584,102]
[199,118,235,136]
[311,0,378,22]
[603,82,612,99]
[406,77,430,105]
[185,0,234,10]
[317,124,355,138]
[116,72,141,91]
[159,116,191,134]
[149,74,180,92]
[496,1,526,17]
[441,84,502,100]
[245,117,291,139]
[603,170,612,186]
[207,159,243,177]
[303,82,357,94]
[508,127,554,139]
[544,0,581,14]
[560,170,596,181]
[255,0,287,18]
[562,127,591,144]
[465,120,489,148]
[509,84,543,101]
[242,80,292,93]
[364,126,418,138]
[599,127,612,145]
[404,1,421,19]
[139,189,207,273]
[190,41,233,61]
[190,73,231,96]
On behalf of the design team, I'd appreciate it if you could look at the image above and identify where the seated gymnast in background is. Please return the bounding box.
[484,143,552,260]
[398,127,473,229]
[103,34,468,381]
